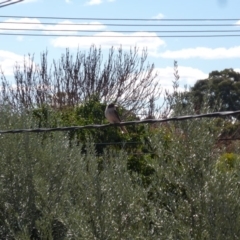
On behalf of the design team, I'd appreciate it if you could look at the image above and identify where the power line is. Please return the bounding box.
[0,15,239,21]
[0,0,11,5]
[0,17,239,38]
[0,0,23,8]
[0,110,240,134]
[1,28,240,33]
[1,33,240,37]
[0,21,239,27]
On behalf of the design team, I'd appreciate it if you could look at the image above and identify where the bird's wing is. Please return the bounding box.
[114,109,122,122]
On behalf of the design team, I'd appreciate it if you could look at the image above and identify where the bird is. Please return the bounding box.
[105,103,128,134]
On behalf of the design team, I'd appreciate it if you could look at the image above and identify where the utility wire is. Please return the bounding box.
[0,0,11,5]
[0,21,239,27]
[0,17,239,37]
[0,0,23,8]
[1,33,240,37]
[0,110,240,134]
[0,15,239,21]
[1,28,240,33]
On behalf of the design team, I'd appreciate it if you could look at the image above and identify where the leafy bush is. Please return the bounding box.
[216,152,240,172]
[1,57,240,238]
[1,103,240,239]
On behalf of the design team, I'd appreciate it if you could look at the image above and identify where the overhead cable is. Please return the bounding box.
[0,15,239,21]
[0,0,23,8]
[1,33,240,37]
[0,110,240,134]
[0,21,239,27]
[1,28,240,33]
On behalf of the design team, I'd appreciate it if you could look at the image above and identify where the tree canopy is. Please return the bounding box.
[0,45,160,116]
[189,68,240,112]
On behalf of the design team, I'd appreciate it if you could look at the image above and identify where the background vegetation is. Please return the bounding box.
[0,46,240,239]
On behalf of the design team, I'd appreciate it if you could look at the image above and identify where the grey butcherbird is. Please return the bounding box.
[105,103,128,134]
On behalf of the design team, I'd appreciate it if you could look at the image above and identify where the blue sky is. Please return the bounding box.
[0,0,240,93]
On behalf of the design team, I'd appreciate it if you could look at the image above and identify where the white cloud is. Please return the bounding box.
[159,46,240,59]
[50,32,165,55]
[85,0,102,5]
[235,20,240,26]
[43,20,106,35]
[16,36,24,41]
[152,13,164,19]
[85,0,115,4]
[234,68,240,73]
[65,0,71,3]
[0,18,43,33]
[20,0,38,3]
[0,50,26,76]
[0,18,107,36]
[154,66,208,91]
[1,18,165,54]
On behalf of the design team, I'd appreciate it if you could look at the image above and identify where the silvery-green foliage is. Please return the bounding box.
[1,103,240,239]
[0,108,151,239]
[147,113,240,239]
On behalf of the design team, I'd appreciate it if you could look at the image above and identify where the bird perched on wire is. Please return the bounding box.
[105,103,128,134]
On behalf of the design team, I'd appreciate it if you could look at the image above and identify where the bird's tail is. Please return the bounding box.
[120,126,128,134]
